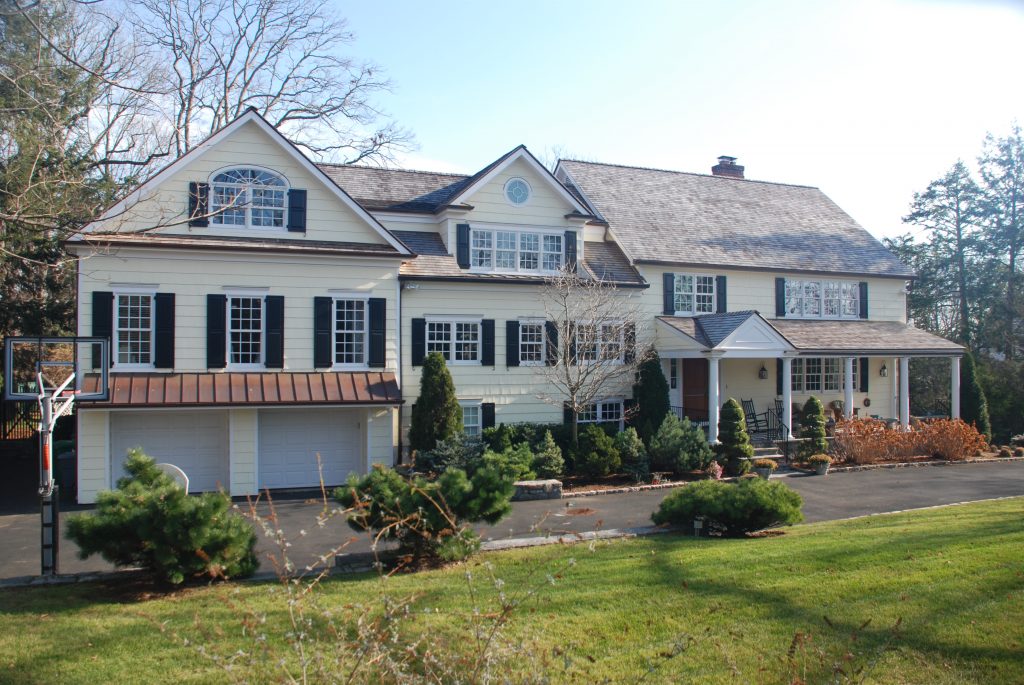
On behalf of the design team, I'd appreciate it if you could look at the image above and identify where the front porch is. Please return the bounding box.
[656,312,965,444]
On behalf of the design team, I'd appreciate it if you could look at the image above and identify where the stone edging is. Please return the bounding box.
[826,456,1024,474]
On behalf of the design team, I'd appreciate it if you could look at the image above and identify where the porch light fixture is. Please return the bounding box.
[879,364,888,378]
[758,364,768,380]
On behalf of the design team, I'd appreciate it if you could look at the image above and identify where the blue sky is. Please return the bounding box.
[341,0,1023,240]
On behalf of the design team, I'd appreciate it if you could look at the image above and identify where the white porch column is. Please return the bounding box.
[708,355,721,443]
[843,357,855,419]
[950,356,961,419]
[781,357,793,441]
[899,356,911,429]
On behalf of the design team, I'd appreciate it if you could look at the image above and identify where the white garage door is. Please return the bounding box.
[110,411,229,493]
[258,408,363,489]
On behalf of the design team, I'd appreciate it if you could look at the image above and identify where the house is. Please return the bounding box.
[67,111,962,504]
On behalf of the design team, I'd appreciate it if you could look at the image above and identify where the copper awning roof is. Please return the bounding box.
[79,372,402,408]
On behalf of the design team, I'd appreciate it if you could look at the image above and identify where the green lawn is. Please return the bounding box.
[2,498,1023,684]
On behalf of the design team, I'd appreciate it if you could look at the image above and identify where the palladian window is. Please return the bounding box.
[210,167,288,228]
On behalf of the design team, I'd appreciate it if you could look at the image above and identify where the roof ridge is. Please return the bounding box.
[316,162,470,179]
[559,158,820,191]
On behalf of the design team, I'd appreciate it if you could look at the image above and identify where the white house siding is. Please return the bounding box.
[459,157,581,226]
[229,408,259,495]
[92,120,392,247]
[76,409,109,503]
[77,248,401,372]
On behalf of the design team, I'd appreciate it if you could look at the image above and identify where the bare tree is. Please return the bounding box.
[128,0,414,163]
[536,269,651,446]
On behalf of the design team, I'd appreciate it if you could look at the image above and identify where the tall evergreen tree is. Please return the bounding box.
[409,352,463,455]
[716,398,754,475]
[960,351,991,441]
[632,353,671,445]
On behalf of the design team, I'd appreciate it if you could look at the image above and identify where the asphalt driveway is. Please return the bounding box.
[1,461,1021,581]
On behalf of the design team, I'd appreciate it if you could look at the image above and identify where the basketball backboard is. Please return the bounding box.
[3,337,109,402]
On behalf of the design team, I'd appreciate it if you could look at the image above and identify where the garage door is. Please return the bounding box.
[110,411,229,493]
[258,408,363,489]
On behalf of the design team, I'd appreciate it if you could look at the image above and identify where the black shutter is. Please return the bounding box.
[564,230,578,272]
[859,282,869,319]
[563,402,573,425]
[623,323,636,363]
[153,293,175,369]
[92,291,114,369]
[313,297,332,368]
[188,182,209,227]
[265,295,284,368]
[859,357,869,393]
[481,403,496,429]
[456,224,470,269]
[663,273,675,315]
[775,278,786,317]
[287,189,307,233]
[411,318,426,366]
[206,294,227,369]
[506,320,520,367]
[776,358,783,396]
[716,275,727,313]
[368,298,386,368]
[481,319,495,366]
[545,321,558,366]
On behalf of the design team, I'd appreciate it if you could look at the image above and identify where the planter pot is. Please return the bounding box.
[814,463,830,476]
[755,467,773,479]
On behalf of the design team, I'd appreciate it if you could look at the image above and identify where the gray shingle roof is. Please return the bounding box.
[770,319,964,354]
[317,165,471,212]
[657,311,760,347]
[558,160,914,278]
[393,230,645,286]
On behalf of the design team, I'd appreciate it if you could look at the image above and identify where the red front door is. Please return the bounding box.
[682,359,709,420]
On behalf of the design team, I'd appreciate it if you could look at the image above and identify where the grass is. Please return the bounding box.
[2,498,1023,683]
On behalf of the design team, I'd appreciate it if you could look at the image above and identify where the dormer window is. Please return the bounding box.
[210,167,288,228]
[469,227,563,274]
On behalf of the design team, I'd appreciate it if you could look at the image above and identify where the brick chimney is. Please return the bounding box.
[711,155,744,179]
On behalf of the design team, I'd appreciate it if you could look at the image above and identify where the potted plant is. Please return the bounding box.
[807,453,832,475]
[752,458,777,479]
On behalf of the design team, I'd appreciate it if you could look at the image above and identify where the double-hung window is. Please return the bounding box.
[577,322,624,363]
[210,167,287,228]
[785,279,860,319]
[228,295,264,367]
[115,293,153,367]
[469,227,563,274]
[793,358,859,393]
[334,298,366,366]
[427,319,481,363]
[578,400,624,429]
[519,322,545,365]
[461,402,482,437]
[673,274,716,315]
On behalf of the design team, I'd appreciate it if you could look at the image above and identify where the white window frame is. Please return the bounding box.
[209,165,289,230]
[425,316,482,365]
[577,399,625,430]
[460,400,483,437]
[673,273,717,315]
[669,358,678,390]
[332,295,369,369]
[112,289,156,370]
[518,319,546,366]
[503,177,532,206]
[784,279,861,320]
[576,321,625,365]
[226,293,266,370]
[792,357,859,393]
[468,223,565,276]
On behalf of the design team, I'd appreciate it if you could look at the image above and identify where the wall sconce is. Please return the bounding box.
[879,364,888,378]
[758,364,768,380]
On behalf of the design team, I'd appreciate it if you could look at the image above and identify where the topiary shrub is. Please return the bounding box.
[632,354,671,444]
[799,396,828,459]
[409,352,462,454]
[335,464,513,564]
[65,450,257,585]
[531,430,565,479]
[615,427,650,482]
[651,478,804,537]
[416,433,485,475]
[573,424,621,478]
[716,398,754,476]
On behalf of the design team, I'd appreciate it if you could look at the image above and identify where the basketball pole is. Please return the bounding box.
[39,387,59,576]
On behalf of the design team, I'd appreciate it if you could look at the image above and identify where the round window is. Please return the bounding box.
[504,178,531,205]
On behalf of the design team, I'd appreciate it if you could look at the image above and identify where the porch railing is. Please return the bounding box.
[670,405,709,433]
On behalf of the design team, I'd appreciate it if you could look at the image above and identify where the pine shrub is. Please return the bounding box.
[481,442,536,482]
[409,352,462,454]
[799,396,828,459]
[65,450,257,585]
[335,464,513,564]
[573,424,621,478]
[416,433,485,475]
[652,478,804,537]
[632,354,671,444]
[531,430,565,479]
[716,398,754,475]
[649,413,713,475]
[615,427,650,482]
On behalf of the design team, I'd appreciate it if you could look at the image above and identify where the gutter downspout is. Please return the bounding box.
[395,276,403,466]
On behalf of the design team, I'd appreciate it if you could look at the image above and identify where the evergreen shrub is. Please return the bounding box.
[652,478,804,537]
[716,398,754,476]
